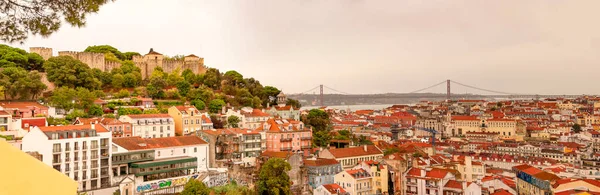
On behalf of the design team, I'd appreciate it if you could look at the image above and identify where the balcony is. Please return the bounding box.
[426,184,438,188]
[130,156,197,177]
[101,144,108,149]
[52,158,62,164]
[281,147,292,151]
[74,146,79,151]
[65,147,71,152]
[301,137,312,141]
[91,144,99,149]
[244,147,261,152]
[280,138,293,142]
[101,153,109,159]
[244,139,261,143]
[301,145,311,149]
[53,148,61,153]
[407,181,418,186]
[406,190,418,195]
[112,150,155,164]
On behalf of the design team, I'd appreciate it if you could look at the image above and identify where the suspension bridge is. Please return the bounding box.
[288,80,585,106]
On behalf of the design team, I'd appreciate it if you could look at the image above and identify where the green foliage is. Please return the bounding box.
[356,135,373,145]
[203,68,222,90]
[383,147,400,156]
[181,179,209,195]
[118,107,143,115]
[224,70,244,87]
[47,117,69,126]
[262,86,281,106]
[413,152,423,158]
[0,67,47,99]
[334,130,351,140]
[84,45,127,61]
[111,73,124,88]
[66,109,87,121]
[123,52,141,60]
[44,56,102,89]
[191,99,206,110]
[89,104,104,117]
[286,98,301,108]
[257,158,292,195]
[211,181,255,195]
[209,99,226,113]
[573,123,582,133]
[143,109,161,114]
[182,69,197,84]
[228,115,240,128]
[176,81,191,97]
[48,86,77,110]
[103,114,116,118]
[114,89,130,98]
[305,109,330,131]
[313,131,332,148]
[210,115,226,129]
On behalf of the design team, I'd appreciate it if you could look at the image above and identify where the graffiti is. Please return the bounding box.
[136,174,199,193]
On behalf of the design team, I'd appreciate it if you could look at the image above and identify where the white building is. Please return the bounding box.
[21,124,112,192]
[111,136,209,195]
[334,168,373,195]
[118,114,175,138]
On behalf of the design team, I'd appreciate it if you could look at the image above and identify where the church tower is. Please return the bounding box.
[277,92,287,107]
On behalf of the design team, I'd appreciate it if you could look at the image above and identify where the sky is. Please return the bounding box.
[5,0,600,95]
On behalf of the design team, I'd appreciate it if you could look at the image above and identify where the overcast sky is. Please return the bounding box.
[6,0,600,95]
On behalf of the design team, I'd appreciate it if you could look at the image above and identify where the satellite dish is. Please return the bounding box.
[406,130,414,137]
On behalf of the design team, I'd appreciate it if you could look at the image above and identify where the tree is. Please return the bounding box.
[356,135,373,145]
[44,56,101,89]
[313,131,332,148]
[223,70,244,87]
[176,81,191,97]
[1,0,113,43]
[0,67,46,99]
[573,123,582,133]
[180,179,209,195]
[182,69,196,84]
[262,86,281,106]
[48,86,77,111]
[286,98,301,108]
[191,99,206,110]
[227,115,240,128]
[84,45,126,61]
[114,89,130,98]
[208,99,226,113]
[89,104,104,117]
[257,158,292,195]
[334,130,351,140]
[123,52,140,60]
[111,73,124,88]
[384,148,400,156]
[305,109,330,131]
[76,87,97,109]
[210,115,226,129]
[166,68,184,86]
[203,68,222,90]
[66,109,87,121]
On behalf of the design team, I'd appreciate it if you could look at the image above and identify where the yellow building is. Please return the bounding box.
[168,106,210,135]
[354,160,389,194]
[0,140,78,195]
[334,168,373,195]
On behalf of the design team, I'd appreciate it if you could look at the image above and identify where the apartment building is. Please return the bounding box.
[334,168,373,195]
[314,183,349,195]
[118,114,175,138]
[111,136,209,195]
[353,160,389,195]
[21,124,112,192]
[260,118,311,152]
[168,106,211,135]
[224,107,271,129]
[513,164,560,195]
[99,118,133,137]
[449,116,517,139]
[319,145,384,169]
[199,128,264,167]
[404,167,455,195]
[304,158,343,189]
[0,101,49,118]
[264,92,301,121]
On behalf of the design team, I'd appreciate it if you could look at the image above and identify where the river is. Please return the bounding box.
[301,104,394,111]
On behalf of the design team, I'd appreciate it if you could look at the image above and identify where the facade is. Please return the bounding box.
[100,118,133,137]
[304,158,343,189]
[264,92,301,121]
[0,101,49,118]
[450,116,517,139]
[111,136,209,195]
[314,183,349,195]
[513,164,560,195]
[353,160,389,195]
[168,106,210,135]
[118,114,175,138]
[404,167,455,195]
[260,118,311,152]
[225,107,271,129]
[334,168,373,195]
[199,128,264,167]
[21,124,112,192]
[319,145,384,169]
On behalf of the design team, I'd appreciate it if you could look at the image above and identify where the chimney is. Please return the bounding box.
[363,145,367,152]
[462,181,467,190]
[91,124,95,130]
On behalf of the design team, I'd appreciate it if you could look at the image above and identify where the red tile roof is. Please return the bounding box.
[38,124,108,133]
[327,145,383,158]
[321,183,346,194]
[452,116,479,121]
[112,136,207,150]
[0,101,48,110]
[125,114,172,119]
[490,189,513,195]
[260,151,293,159]
[425,168,449,179]
[22,117,46,131]
[406,168,422,177]
[444,180,462,189]
[303,158,339,167]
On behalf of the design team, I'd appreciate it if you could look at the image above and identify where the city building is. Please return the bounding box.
[99,118,133,137]
[260,118,311,152]
[168,105,211,135]
[264,92,301,121]
[353,160,389,195]
[0,101,49,118]
[314,183,349,195]
[319,145,384,169]
[198,128,263,167]
[404,167,456,195]
[334,168,373,195]
[225,107,271,129]
[21,124,112,192]
[513,164,560,195]
[118,114,175,138]
[111,136,209,194]
[304,158,343,189]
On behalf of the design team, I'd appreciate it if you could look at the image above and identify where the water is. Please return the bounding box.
[301,104,394,111]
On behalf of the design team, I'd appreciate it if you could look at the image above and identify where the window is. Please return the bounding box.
[185,120,188,124]
[183,149,186,153]
[194,147,197,153]
[158,151,160,157]
[167,126,170,130]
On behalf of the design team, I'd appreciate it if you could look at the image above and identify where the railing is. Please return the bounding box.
[52,158,61,164]
[301,145,311,149]
[74,146,79,151]
[407,181,417,185]
[65,147,71,151]
[92,164,99,168]
[280,138,293,142]
[53,148,61,153]
[101,153,109,158]
[426,184,438,188]
[244,139,261,143]
[406,190,418,195]
[301,137,312,140]
[101,144,108,149]
[83,145,88,150]
[91,145,99,149]
[66,158,71,162]
[281,147,292,151]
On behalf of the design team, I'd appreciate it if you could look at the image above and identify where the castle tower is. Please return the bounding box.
[29,47,53,60]
[142,48,164,78]
[277,92,287,107]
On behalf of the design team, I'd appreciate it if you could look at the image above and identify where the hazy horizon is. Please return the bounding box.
[5,0,600,95]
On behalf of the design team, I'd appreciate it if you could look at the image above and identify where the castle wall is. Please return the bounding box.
[58,51,106,70]
[162,59,184,74]
[104,61,122,72]
[40,73,55,92]
[29,47,53,60]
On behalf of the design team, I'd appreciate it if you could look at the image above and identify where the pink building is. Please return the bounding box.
[0,102,49,118]
[259,118,312,152]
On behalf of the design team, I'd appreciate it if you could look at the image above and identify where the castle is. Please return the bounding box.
[29,47,207,79]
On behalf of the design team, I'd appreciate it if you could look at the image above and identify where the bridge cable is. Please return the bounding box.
[295,86,320,95]
[408,80,447,94]
[323,85,353,95]
[450,80,528,95]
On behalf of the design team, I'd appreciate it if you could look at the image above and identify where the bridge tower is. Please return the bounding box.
[320,84,324,107]
[446,79,451,101]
